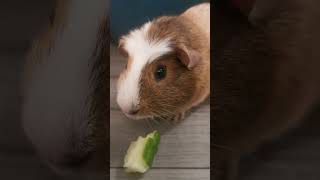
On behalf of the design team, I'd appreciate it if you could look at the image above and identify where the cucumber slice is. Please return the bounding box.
[123,131,160,173]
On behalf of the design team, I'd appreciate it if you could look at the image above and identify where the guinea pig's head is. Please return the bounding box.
[116,16,204,120]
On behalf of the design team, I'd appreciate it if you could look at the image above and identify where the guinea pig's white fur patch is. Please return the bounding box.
[117,22,172,115]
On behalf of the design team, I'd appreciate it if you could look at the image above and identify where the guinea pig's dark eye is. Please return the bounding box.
[154,65,166,81]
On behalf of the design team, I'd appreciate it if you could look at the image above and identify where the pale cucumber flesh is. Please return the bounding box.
[123,131,160,173]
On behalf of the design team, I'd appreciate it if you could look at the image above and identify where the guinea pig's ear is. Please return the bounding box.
[118,38,128,58]
[176,45,201,70]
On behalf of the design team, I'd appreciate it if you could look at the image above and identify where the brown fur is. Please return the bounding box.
[139,53,196,117]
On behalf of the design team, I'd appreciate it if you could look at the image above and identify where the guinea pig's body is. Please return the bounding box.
[213,0,320,179]
[116,3,210,121]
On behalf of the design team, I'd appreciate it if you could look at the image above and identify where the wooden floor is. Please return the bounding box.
[109,45,211,180]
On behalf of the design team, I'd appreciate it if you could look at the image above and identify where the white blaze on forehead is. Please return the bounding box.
[117,22,172,113]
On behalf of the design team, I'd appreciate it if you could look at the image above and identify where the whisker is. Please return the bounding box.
[150,110,175,127]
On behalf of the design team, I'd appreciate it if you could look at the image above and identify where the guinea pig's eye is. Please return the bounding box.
[154,65,166,81]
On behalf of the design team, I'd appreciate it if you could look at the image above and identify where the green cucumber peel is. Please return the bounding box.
[143,131,160,167]
[123,131,161,173]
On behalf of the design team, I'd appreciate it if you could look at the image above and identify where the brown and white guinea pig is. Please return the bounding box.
[116,3,210,121]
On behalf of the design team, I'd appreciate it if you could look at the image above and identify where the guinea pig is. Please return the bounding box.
[116,3,210,121]
[22,0,109,177]
[213,0,320,179]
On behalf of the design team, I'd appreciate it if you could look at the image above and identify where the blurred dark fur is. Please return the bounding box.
[213,0,320,179]
[22,0,109,178]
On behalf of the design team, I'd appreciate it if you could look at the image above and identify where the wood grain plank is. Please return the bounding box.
[110,168,210,180]
[110,104,210,168]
